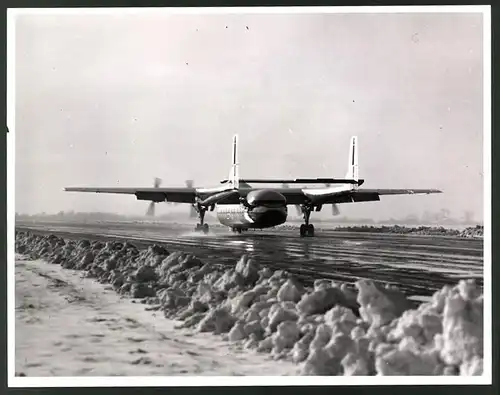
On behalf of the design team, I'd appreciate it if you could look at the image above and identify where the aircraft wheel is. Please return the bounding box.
[307,224,315,237]
[300,224,306,237]
[300,224,314,237]
[195,223,201,232]
[202,223,209,234]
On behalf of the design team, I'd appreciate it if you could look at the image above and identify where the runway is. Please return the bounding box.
[15,220,483,298]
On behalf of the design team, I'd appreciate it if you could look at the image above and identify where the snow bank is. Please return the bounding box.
[15,231,484,376]
[332,225,484,238]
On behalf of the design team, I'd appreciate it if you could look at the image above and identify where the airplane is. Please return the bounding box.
[64,135,442,237]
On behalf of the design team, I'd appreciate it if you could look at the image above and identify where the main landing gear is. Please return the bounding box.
[193,203,209,234]
[300,224,315,237]
[231,227,242,234]
[195,223,209,234]
[299,204,315,237]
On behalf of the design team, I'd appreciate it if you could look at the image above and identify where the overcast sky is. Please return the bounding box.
[14,10,485,221]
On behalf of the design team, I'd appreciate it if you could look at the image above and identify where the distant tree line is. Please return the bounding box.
[15,208,480,226]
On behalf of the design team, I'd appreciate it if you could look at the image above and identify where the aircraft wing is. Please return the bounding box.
[359,188,442,196]
[272,187,442,205]
[322,188,443,204]
[64,187,197,203]
[65,185,441,206]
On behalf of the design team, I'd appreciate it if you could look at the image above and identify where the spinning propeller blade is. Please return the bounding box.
[186,180,198,218]
[282,183,302,216]
[146,177,163,216]
[324,183,341,216]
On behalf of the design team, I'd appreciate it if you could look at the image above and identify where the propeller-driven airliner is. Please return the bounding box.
[65,136,442,237]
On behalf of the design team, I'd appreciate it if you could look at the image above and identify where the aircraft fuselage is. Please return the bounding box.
[215,202,288,229]
[213,189,288,229]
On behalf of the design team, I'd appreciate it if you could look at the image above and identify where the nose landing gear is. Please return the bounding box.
[299,204,315,237]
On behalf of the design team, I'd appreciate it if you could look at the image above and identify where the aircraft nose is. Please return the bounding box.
[246,189,287,207]
[248,206,288,227]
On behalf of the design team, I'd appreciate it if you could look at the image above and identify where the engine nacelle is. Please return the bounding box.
[245,189,287,207]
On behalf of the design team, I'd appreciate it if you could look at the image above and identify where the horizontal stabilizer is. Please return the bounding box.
[220,178,365,186]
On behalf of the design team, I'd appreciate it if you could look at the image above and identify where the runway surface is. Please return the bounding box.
[16,220,484,298]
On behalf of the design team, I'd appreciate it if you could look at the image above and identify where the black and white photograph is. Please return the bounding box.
[8,5,491,386]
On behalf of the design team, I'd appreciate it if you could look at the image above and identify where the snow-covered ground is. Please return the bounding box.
[15,256,297,376]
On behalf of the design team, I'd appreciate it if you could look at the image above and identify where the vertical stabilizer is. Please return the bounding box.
[345,136,359,183]
[228,134,240,189]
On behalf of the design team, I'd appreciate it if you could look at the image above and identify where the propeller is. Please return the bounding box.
[325,183,341,216]
[165,179,198,218]
[146,178,201,218]
[282,183,302,216]
[331,204,340,216]
[169,179,217,218]
[146,177,162,217]
[186,180,198,218]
